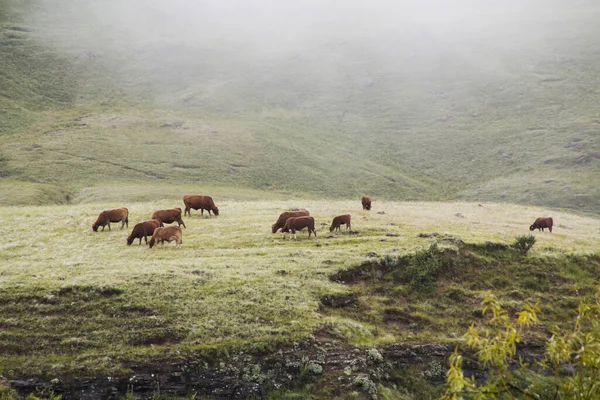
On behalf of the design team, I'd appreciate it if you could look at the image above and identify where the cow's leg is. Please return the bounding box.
[549,226,552,233]
[107,223,111,231]
[138,237,142,245]
[101,225,106,231]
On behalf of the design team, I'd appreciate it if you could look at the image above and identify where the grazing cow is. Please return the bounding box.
[126,219,161,246]
[92,207,129,232]
[330,214,351,232]
[361,196,372,211]
[530,217,553,233]
[149,226,182,248]
[271,210,310,234]
[282,216,317,239]
[183,195,219,218]
[152,208,186,228]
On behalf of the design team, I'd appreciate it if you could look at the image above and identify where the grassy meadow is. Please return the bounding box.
[1,196,599,383]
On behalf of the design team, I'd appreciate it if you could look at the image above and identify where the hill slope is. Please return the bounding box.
[1,0,600,211]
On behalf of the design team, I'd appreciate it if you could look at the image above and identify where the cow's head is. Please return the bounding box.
[213,207,219,216]
[529,225,536,231]
[126,236,134,245]
[92,223,99,232]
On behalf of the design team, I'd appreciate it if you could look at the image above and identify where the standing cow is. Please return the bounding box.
[272,210,310,234]
[152,208,186,228]
[282,216,317,239]
[183,195,219,218]
[361,196,372,211]
[92,207,129,232]
[127,219,161,245]
[530,217,553,233]
[330,214,351,232]
[149,226,182,248]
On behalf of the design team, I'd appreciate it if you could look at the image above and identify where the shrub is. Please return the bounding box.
[513,234,536,254]
[394,243,443,291]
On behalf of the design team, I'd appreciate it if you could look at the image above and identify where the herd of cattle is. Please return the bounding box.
[92,194,554,248]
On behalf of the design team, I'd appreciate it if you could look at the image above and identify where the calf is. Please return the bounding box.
[282,216,317,239]
[183,195,219,218]
[149,226,182,248]
[530,217,553,233]
[92,207,128,232]
[272,210,310,234]
[127,219,161,245]
[330,214,351,232]
[152,208,186,228]
[361,196,372,211]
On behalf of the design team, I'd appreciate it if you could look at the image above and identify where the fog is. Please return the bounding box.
[29,0,600,113]
[36,0,595,52]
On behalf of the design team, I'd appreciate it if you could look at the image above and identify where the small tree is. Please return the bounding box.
[442,289,600,399]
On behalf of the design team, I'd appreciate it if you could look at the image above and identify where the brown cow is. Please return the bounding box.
[361,196,372,211]
[149,226,182,248]
[92,207,129,232]
[152,208,186,228]
[183,195,219,218]
[330,214,351,232]
[126,219,161,245]
[282,216,317,239]
[272,210,310,234]
[530,217,553,233]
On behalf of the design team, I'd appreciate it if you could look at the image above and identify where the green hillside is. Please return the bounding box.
[1,0,600,212]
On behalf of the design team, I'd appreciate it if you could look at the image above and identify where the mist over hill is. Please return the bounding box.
[1,0,600,210]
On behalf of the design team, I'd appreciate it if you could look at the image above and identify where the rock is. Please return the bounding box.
[417,232,439,238]
[320,293,357,308]
[366,251,378,258]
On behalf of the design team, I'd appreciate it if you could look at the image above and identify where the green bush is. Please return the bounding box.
[513,234,536,254]
[394,243,443,291]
